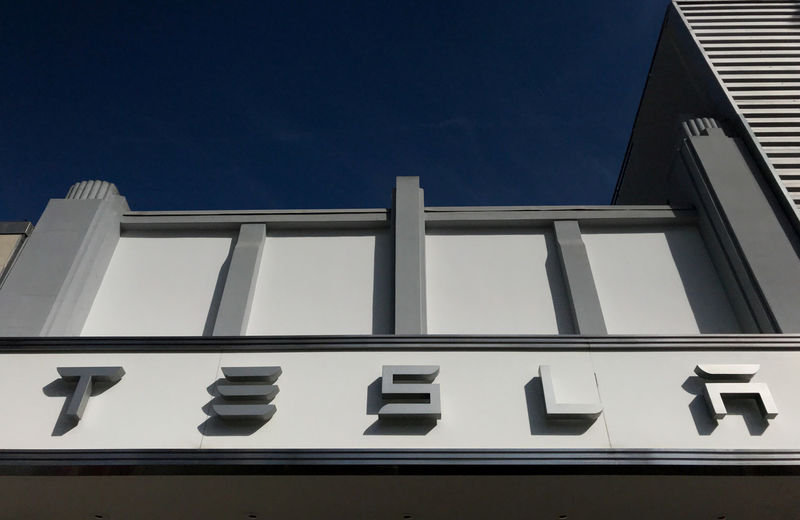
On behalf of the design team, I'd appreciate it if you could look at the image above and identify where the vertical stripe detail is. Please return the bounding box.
[392,176,427,334]
[212,223,266,336]
[553,220,607,335]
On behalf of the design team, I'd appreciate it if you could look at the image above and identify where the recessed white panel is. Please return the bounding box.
[246,230,392,335]
[425,230,571,334]
[81,232,234,336]
[582,226,740,334]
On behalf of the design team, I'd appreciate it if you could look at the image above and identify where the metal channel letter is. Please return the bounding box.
[694,364,778,420]
[539,365,602,420]
[213,366,282,422]
[695,364,759,380]
[56,366,125,422]
[379,365,440,420]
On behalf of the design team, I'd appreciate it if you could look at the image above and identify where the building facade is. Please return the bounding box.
[0,1,799,518]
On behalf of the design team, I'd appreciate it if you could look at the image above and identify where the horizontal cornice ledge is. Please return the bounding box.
[0,335,797,353]
[0,448,799,474]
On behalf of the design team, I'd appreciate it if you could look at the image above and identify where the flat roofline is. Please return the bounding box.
[119,205,695,231]
[425,205,688,212]
[123,205,688,217]
[125,208,388,216]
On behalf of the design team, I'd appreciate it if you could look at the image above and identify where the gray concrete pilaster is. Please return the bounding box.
[0,189,129,336]
[212,224,266,336]
[683,128,800,332]
[392,176,427,334]
[553,220,607,335]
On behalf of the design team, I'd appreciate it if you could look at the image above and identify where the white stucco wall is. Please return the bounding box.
[246,230,393,335]
[78,224,742,336]
[425,229,572,334]
[582,226,740,334]
[81,232,234,336]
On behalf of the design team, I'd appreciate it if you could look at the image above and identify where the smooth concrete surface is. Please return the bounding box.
[43,197,130,336]
[582,226,740,334]
[246,230,393,335]
[0,197,128,336]
[676,147,764,333]
[687,134,800,333]
[1,350,798,450]
[553,220,606,335]
[81,232,234,336]
[46,218,749,337]
[425,230,572,334]
[392,176,427,334]
[213,224,266,336]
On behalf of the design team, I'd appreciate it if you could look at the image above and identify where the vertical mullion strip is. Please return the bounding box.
[553,220,607,335]
[392,176,427,334]
[212,223,266,336]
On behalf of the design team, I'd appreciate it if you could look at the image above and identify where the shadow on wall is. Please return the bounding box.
[363,377,436,435]
[201,238,236,336]
[664,228,742,333]
[42,378,121,436]
[372,230,394,334]
[523,377,594,436]
[681,376,767,436]
[543,233,576,334]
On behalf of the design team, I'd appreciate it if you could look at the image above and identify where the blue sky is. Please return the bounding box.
[1,1,670,221]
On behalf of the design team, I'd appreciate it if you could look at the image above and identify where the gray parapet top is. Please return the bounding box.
[66,181,120,201]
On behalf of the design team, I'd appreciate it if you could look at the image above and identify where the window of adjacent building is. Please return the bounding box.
[245,229,392,335]
[425,229,572,334]
[581,225,741,334]
[81,231,234,336]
